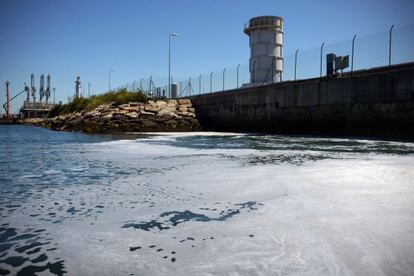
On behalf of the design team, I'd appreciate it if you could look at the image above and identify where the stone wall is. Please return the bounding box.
[23,99,200,133]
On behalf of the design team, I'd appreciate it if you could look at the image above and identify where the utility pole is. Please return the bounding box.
[88,81,91,98]
[5,81,10,119]
[168,33,180,98]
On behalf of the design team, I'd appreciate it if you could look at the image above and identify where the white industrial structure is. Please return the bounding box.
[19,74,56,118]
[244,16,284,85]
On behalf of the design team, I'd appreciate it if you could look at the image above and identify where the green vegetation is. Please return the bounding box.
[49,89,147,117]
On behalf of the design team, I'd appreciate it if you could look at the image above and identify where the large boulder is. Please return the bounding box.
[140,109,156,115]
[144,105,159,113]
[113,114,129,121]
[178,106,188,112]
[122,106,140,112]
[177,99,191,105]
[141,119,158,129]
[118,104,131,109]
[129,102,145,107]
[114,110,129,115]
[155,100,168,108]
[156,109,179,118]
[102,113,113,119]
[165,119,178,129]
[167,100,178,107]
[127,112,139,119]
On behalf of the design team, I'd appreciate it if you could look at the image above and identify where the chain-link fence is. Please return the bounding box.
[115,24,414,98]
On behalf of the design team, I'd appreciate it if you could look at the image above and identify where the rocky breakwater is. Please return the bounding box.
[24,99,201,133]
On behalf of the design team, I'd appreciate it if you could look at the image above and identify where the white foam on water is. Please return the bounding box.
[3,134,414,275]
[130,131,248,137]
[93,136,258,160]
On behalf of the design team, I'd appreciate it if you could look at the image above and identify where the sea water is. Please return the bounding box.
[0,125,413,275]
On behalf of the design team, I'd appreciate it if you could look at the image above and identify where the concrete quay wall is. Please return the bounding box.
[190,63,414,140]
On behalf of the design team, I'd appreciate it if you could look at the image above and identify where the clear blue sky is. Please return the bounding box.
[1,0,413,113]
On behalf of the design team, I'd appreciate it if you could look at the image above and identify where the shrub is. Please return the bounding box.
[49,89,147,117]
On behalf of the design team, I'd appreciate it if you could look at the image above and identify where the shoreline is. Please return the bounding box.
[20,98,201,134]
[9,122,414,144]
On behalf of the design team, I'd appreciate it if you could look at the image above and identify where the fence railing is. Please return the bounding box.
[114,24,414,98]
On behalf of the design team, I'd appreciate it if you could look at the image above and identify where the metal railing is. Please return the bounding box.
[114,24,414,98]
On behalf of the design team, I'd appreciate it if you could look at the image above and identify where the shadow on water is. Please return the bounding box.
[123,201,262,264]
[122,201,260,231]
[0,223,66,275]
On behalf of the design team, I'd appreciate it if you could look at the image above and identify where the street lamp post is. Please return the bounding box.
[388,25,394,69]
[351,35,356,76]
[320,42,324,78]
[168,33,180,98]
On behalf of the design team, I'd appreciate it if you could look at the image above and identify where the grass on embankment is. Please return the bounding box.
[49,89,148,117]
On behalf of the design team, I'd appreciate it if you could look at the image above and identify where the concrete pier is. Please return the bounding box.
[190,62,414,140]
[20,101,56,118]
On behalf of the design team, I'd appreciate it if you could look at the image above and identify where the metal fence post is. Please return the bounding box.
[294,49,299,81]
[320,42,324,78]
[199,74,202,94]
[389,25,394,69]
[222,68,226,91]
[236,64,240,88]
[351,35,356,76]
[210,72,213,93]
[189,77,192,96]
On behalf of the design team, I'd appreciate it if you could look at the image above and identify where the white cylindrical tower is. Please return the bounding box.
[244,16,283,85]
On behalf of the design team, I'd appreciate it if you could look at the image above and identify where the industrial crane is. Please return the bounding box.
[2,83,29,118]
[45,74,51,103]
[31,74,36,102]
[39,74,45,102]
[2,74,54,118]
